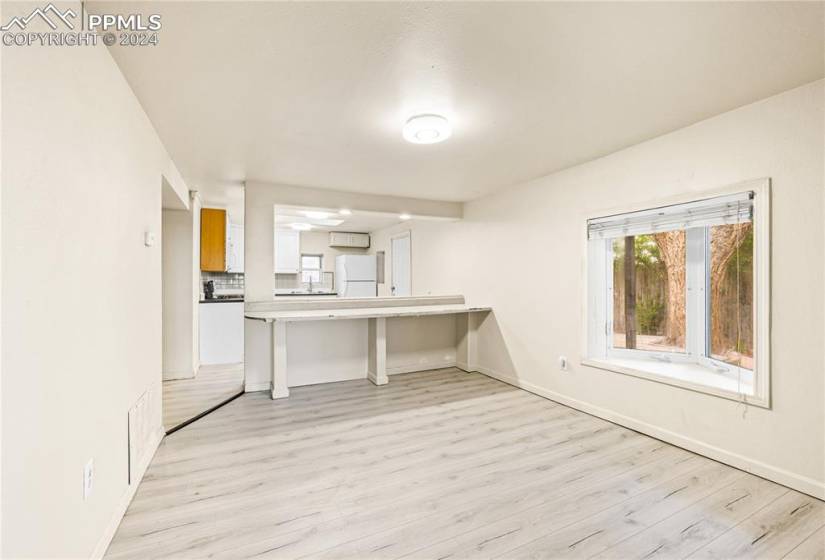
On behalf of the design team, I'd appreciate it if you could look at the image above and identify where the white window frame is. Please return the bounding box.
[582,178,771,408]
[300,253,323,284]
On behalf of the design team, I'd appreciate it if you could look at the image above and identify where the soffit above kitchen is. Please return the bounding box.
[92,1,824,203]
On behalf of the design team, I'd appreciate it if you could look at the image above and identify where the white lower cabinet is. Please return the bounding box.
[199,302,244,365]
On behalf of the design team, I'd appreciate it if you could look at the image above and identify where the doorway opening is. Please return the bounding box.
[162,182,244,434]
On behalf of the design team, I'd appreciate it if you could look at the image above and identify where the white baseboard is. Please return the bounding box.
[199,362,243,372]
[91,426,164,559]
[477,366,825,500]
[162,369,196,381]
[246,363,459,392]
[387,360,457,375]
[271,387,290,399]
[367,370,388,385]
[245,381,270,392]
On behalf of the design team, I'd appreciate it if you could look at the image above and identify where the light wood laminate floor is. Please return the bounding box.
[162,364,244,430]
[111,368,824,559]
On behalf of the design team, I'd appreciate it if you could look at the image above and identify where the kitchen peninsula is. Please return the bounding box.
[245,295,491,398]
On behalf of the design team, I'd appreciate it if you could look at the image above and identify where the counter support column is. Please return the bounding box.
[456,312,485,373]
[271,320,290,399]
[367,317,388,385]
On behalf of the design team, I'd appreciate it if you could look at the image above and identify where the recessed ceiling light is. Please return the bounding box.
[399,213,411,221]
[339,209,352,216]
[291,223,313,231]
[303,211,331,220]
[403,114,451,145]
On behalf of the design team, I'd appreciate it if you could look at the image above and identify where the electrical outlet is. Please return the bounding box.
[83,458,94,500]
[559,356,569,372]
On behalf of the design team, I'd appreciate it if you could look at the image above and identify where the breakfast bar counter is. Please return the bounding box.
[244,295,491,399]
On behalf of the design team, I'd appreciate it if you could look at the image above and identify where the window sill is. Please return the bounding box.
[581,357,768,408]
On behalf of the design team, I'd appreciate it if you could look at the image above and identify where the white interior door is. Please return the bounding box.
[391,232,411,296]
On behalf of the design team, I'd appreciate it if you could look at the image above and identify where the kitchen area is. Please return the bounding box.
[241,197,490,400]
[271,205,406,297]
[199,205,410,370]
[199,209,380,368]
[162,192,471,429]
[186,203,417,417]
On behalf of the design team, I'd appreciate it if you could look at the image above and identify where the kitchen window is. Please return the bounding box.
[300,254,323,284]
[583,180,770,407]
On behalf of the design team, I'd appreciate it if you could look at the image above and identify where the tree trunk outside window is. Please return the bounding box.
[710,223,752,353]
[653,231,686,346]
[653,226,751,351]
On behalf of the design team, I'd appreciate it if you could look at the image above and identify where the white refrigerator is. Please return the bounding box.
[335,255,377,297]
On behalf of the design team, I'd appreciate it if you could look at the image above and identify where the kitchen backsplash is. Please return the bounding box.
[201,271,244,291]
[201,271,335,292]
[275,272,334,290]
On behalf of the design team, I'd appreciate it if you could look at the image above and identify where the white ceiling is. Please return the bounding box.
[275,206,410,233]
[97,2,824,204]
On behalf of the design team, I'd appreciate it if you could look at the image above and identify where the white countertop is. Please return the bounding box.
[244,303,491,322]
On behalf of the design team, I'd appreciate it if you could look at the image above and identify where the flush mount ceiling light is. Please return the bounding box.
[303,211,331,220]
[399,213,412,221]
[402,114,451,144]
[291,223,313,231]
[339,209,352,216]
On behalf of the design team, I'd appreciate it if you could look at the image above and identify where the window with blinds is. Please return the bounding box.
[584,184,770,407]
[587,191,753,239]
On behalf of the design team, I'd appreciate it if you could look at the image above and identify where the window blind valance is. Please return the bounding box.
[587,191,753,240]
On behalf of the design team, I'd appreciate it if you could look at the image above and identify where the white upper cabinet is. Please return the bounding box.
[275,229,300,273]
[351,233,370,248]
[328,232,348,246]
[329,232,370,248]
[227,224,244,273]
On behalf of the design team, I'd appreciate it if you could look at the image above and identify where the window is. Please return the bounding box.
[584,182,770,406]
[300,254,323,283]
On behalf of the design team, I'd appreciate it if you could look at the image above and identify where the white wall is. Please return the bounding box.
[1,8,190,557]
[161,203,199,380]
[367,222,462,373]
[286,320,369,386]
[243,314,458,392]
[386,316,457,374]
[370,221,464,298]
[191,195,202,375]
[385,81,825,498]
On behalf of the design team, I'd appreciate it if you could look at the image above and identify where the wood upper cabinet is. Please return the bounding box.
[201,208,227,271]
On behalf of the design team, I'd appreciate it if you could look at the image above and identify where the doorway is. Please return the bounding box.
[390,231,411,296]
[161,185,245,434]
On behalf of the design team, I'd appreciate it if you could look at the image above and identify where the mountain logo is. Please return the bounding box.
[1,3,77,31]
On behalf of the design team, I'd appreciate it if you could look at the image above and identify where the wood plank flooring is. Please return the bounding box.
[162,364,244,430]
[110,368,824,559]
